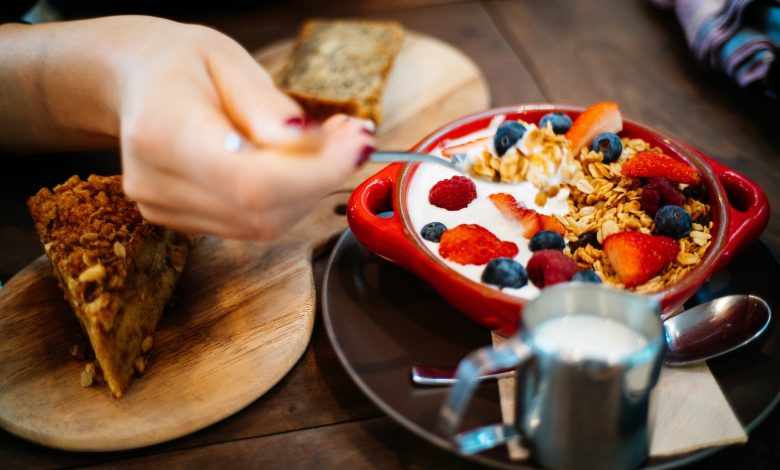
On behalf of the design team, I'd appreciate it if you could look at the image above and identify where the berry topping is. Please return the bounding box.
[529,230,566,252]
[683,184,708,202]
[526,250,580,288]
[539,112,573,134]
[572,269,602,283]
[428,176,477,211]
[481,257,528,289]
[488,193,541,238]
[494,121,527,157]
[621,151,702,185]
[654,205,692,239]
[439,224,518,265]
[589,132,623,163]
[640,177,685,217]
[568,231,601,251]
[565,102,623,155]
[420,222,447,243]
[441,136,491,158]
[602,232,679,287]
[540,214,566,235]
[695,213,711,226]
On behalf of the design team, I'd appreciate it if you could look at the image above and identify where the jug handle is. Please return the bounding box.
[514,354,541,445]
[440,337,532,454]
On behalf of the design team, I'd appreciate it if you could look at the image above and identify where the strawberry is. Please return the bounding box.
[440,136,490,158]
[439,224,518,265]
[602,232,679,288]
[621,151,702,185]
[539,214,566,235]
[565,102,623,156]
[488,193,541,238]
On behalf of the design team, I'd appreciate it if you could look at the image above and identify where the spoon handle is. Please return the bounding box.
[370,151,445,165]
[411,365,514,386]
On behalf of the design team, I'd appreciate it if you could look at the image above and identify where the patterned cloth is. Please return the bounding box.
[649,0,780,98]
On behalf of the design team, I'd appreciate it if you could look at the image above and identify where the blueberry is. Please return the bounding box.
[654,205,692,238]
[493,121,527,157]
[529,230,566,251]
[568,231,601,251]
[539,112,573,134]
[481,257,528,289]
[683,185,708,202]
[420,222,447,243]
[572,269,602,283]
[590,132,623,163]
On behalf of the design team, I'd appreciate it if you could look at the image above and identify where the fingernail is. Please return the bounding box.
[285,116,316,132]
[361,127,375,136]
[356,144,375,168]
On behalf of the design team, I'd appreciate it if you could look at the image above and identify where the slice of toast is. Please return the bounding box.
[277,19,405,125]
[28,175,196,398]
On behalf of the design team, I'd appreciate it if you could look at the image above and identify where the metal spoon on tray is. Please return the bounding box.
[411,294,772,386]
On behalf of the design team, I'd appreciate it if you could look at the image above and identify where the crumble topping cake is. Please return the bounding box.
[27,175,196,398]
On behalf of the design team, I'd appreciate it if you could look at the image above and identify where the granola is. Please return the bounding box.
[561,139,712,292]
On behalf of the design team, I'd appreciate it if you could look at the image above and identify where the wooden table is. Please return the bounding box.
[2,1,779,468]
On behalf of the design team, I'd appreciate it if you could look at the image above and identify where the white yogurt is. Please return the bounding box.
[531,314,648,363]
[406,133,571,299]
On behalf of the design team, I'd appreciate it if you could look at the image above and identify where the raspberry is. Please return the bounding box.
[428,176,477,211]
[526,250,579,288]
[439,224,518,265]
[640,177,684,216]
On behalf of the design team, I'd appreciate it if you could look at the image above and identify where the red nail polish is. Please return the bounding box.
[356,145,375,167]
[285,116,315,129]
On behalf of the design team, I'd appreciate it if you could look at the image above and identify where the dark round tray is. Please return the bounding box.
[322,230,780,469]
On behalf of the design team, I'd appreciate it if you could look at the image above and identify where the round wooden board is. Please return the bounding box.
[0,31,488,451]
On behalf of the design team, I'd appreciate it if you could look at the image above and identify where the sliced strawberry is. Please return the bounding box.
[488,193,541,238]
[602,232,679,288]
[621,151,702,185]
[439,224,518,265]
[539,214,566,235]
[440,136,491,158]
[565,102,623,156]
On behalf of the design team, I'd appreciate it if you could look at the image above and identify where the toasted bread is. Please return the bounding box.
[277,19,405,124]
[28,175,196,397]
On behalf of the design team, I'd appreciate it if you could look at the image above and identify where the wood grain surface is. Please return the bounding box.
[0,31,489,452]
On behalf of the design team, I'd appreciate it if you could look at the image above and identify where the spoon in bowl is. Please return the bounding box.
[371,151,474,175]
[411,294,771,386]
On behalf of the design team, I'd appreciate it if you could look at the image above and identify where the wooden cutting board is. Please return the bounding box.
[0,32,488,451]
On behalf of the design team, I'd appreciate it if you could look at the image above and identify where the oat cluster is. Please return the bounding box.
[471,123,580,206]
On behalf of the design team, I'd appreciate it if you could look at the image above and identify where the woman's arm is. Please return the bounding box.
[0,16,374,239]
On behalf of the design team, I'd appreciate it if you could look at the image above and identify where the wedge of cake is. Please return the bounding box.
[277,19,405,124]
[28,175,195,398]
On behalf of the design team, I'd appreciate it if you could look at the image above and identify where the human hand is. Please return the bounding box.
[110,17,374,239]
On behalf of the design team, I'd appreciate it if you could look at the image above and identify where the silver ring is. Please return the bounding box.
[224,131,244,153]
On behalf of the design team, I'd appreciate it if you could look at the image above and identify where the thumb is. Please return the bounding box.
[206,40,311,146]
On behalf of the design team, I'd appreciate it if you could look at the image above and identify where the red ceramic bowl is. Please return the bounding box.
[347,105,769,335]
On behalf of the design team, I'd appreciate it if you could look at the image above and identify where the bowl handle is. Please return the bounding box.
[693,149,770,272]
[347,163,417,268]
